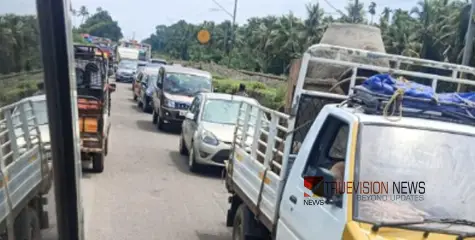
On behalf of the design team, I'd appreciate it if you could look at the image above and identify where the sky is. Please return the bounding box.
[2,0,417,41]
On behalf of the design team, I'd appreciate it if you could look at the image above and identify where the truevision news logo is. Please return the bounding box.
[303,176,426,206]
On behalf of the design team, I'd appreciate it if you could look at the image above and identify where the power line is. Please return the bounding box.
[211,0,234,18]
[321,0,347,18]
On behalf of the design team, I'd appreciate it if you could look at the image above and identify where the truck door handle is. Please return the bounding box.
[289,195,297,204]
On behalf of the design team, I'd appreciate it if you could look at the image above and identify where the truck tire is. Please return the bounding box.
[104,138,109,156]
[233,204,269,240]
[14,208,41,240]
[92,152,105,173]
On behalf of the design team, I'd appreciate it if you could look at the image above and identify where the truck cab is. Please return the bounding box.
[224,44,475,240]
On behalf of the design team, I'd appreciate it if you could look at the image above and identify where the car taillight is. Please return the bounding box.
[79,118,98,133]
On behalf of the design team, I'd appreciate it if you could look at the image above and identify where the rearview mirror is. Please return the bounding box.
[185,112,194,120]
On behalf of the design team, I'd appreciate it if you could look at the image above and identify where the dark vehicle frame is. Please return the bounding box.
[74,44,116,173]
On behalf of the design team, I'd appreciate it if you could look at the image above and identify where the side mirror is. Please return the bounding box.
[309,167,343,207]
[185,112,194,120]
[109,83,117,93]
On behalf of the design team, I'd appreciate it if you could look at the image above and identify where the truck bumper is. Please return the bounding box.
[81,137,103,153]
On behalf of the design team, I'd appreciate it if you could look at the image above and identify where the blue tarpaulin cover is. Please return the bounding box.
[361,73,475,117]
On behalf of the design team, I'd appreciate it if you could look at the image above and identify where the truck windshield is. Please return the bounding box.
[354,124,475,232]
[163,73,211,96]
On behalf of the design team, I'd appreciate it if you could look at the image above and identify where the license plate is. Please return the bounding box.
[179,111,187,116]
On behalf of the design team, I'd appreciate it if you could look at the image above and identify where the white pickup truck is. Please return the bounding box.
[225,44,475,240]
[0,96,53,239]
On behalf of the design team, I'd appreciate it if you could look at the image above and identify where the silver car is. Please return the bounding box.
[179,92,261,172]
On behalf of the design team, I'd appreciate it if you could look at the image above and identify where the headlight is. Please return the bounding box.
[201,129,219,146]
[164,99,176,108]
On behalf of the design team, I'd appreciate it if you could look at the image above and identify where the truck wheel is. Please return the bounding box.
[233,204,268,240]
[14,208,40,240]
[92,152,105,173]
[152,109,158,124]
[104,138,109,156]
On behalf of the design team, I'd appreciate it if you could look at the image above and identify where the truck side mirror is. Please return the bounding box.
[310,167,343,207]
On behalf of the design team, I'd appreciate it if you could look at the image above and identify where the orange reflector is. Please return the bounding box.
[79,118,98,133]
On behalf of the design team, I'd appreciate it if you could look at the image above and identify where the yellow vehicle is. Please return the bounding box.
[225,44,475,240]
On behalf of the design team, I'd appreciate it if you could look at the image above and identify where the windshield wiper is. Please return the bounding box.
[372,218,475,239]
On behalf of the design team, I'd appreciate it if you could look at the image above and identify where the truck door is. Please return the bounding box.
[277,109,357,240]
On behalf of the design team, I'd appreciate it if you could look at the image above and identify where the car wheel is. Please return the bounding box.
[156,114,164,131]
[179,133,189,156]
[188,143,200,173]
[152,109,158,124]
[142,98,148,112]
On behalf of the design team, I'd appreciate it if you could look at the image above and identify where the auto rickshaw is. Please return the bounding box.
[74,44,116,173]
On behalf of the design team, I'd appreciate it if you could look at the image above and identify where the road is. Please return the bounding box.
[40,81,232,239]
[75,81,231,240]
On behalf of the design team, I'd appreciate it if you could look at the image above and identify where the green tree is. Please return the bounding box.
[79,8,123,41]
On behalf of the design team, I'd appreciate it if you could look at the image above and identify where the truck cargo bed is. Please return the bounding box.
[228,102,294,228]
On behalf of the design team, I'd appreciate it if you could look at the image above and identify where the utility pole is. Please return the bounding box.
[211,0,237,67]
[459,1,475,91]
[227,0,238,67]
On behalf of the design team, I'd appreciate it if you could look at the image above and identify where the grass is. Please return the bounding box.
[1,71,287,111]
[0,72,43,106]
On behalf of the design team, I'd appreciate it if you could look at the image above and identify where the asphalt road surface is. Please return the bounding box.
[83,81,232,240]
[39,81,232,239]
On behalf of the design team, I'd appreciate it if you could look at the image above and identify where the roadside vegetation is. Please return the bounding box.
[1,0,475,109]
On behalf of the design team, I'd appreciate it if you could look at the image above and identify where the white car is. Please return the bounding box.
[179,92,263,172]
